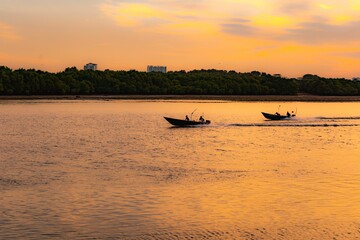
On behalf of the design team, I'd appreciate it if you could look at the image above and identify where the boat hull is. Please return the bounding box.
[164,117,211,126]
[261,112,290,120]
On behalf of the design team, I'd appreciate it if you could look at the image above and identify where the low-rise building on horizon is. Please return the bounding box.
[147,65,167,73]
[84,63,97,71]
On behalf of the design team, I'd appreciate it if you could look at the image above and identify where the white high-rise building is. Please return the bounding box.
[84,63,97,71]
[147,65,167,73]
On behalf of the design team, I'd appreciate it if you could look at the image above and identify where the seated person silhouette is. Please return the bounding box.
[185,115,190,121]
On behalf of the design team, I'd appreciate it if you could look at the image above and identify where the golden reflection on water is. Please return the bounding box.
[0,100,360,239]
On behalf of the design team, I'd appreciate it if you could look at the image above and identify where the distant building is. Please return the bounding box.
[84,63,97,71]
[147,65,167,73]
[352,77,360,82]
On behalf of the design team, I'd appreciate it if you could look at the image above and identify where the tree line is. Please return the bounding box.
[0,66,359,95]
[300,74,360,96]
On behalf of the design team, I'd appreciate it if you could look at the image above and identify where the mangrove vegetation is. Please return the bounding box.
[0,66,359,96]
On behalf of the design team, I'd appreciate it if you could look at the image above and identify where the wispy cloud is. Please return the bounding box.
[221,23,255,36]
[277,2,311,14]
[283,20,360,44]
[100,1,219,35]
[0,22,21,41]
[338,51,360,59]
[100,0,360,44]
[101,3,168,27]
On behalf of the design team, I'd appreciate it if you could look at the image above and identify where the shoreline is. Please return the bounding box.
[0,94,360,102]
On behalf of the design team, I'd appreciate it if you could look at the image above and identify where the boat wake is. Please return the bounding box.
[316,116,360,120]
[229,123,360,127]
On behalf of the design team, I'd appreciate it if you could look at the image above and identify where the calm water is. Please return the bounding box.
[1,100,360,239]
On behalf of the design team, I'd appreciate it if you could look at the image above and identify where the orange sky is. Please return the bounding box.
[1,0,360,78]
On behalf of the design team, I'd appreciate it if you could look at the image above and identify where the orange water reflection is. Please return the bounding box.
[0,100,359,239]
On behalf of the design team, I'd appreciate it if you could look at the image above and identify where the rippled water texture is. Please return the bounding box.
[1,100,360,239]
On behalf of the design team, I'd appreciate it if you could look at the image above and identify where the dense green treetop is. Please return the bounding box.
[0,66,359,95]
[300,74,360,96]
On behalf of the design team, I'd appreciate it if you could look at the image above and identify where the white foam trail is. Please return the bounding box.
[316,116,360,120]
[229,123,360,127]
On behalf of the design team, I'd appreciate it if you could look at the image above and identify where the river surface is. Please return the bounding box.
[1,100,360,239]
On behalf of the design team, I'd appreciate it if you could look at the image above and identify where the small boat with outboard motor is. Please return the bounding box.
[261,112,294,120]
[261,106,296,120]
[163,117,211,126]
[164,109,211,126]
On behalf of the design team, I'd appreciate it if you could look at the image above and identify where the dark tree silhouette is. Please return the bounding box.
[0,66,359,96]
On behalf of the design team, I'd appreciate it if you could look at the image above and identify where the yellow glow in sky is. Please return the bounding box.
[101,3,166,27]
[1,0,360,78]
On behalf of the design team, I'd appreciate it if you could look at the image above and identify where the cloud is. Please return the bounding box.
[338,52,360,59]
[156,0,207,9]
[284,20,360,44]
[100,0,360,44]
[100,1,219,35]
[277,2,311,14]
[100,2,168,27]
[221,23,254,36]
[0,22,21,41]
[228,18,251,23]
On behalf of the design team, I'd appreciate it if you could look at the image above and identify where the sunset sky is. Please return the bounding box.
[1,0,360,77]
